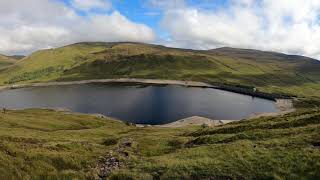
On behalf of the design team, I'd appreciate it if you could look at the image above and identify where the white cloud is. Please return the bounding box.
[156,0,320,59]
[0,0,155,55]
[71,12,155,43]
[71,0,111,11]
[2,0,320,59]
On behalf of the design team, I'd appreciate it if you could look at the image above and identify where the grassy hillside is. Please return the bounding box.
[0,42,319,179]
[0,54,17,69]
[0,42,319,98]
[8,55,25,60]
[0,108,319,179]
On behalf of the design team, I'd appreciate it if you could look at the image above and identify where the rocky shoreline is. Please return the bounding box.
[140,99,295,128]
[38,97,295,128]
[0,78,291,100]
[0,78,295,128]
[0,78,216,91]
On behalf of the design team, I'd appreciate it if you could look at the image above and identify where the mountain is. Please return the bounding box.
[8,55,25,60]
[0,42,319,98]
[0,54,18,69]
[0,54,24,61]
[0,44,319,179]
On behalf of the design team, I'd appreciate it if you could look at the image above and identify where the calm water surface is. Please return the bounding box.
[0,84,279,124]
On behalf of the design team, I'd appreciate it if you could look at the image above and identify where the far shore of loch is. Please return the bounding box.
[0,78,295,128]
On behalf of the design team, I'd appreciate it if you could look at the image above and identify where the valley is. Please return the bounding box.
[0,42,319,179]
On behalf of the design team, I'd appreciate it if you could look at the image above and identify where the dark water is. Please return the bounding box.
[0,84,279,124]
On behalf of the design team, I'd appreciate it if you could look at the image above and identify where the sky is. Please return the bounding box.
[1,0,320,60]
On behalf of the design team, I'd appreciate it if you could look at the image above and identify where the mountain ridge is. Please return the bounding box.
[0,54,20,69]
[0,42,319,98]
[0,43,319,179]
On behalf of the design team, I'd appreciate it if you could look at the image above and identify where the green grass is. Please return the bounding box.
[0,108,319,179]
[0,43,107,84]
[0,42,319,99]
[0,42,319,178]
[0,109,133,178]
[0,54,16,69]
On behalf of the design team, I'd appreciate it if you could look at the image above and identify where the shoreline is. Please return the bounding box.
[244,98,295,120]
[2,98,295,128]
[0,78,289,100]
[0,78,216,91]
[58,97,295,128]
[152,98,295,128]
[138,98,295,128]
[0,78,295,128]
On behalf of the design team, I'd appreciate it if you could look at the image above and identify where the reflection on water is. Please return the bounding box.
[0,84,279,124]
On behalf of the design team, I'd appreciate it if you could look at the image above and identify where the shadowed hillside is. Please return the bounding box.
[0,42,319,98]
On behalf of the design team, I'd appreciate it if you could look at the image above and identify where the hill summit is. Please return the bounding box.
[0,42,319,98]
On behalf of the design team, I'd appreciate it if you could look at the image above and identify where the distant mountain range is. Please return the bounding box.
[0,42,319,98]
[0,54,25,69]
[0,54,25,61]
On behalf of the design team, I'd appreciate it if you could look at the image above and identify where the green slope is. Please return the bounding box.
[0,43,319,179]
[0,42,319,98]
[8,55,25,60]
[0,54,17,69]
[0,108,319,179]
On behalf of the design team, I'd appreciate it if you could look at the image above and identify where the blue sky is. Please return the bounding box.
[108,0,231,39]
[110,0,164,38]
[60,0,160,29]
[59,0,232,40]
[1,0,320,59]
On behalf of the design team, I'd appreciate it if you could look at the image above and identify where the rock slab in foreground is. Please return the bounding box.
[157,116,235,128]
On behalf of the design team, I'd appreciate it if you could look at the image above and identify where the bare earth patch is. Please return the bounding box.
[155,116,235,128]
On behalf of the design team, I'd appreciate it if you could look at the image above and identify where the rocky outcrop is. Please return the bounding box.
[93,138,134,179]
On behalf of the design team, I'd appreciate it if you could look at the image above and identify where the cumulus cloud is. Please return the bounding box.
[0,0,155,55]
[155,0,320,59]
[2,0,320,59]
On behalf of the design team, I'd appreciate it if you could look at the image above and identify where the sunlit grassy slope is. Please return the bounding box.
[0,108,319,179]
[0,42,319,98]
